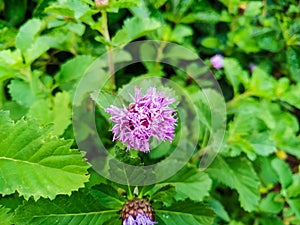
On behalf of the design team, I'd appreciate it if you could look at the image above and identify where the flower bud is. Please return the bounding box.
[121,198,157,225]
[94,0,109,8]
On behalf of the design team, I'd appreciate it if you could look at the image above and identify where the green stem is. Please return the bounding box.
[127,183,133,199]
[0,82,4,108]
[101,11,115,92]
[155,41,167,70]
[226,91,253,109]
[262,0,267,17]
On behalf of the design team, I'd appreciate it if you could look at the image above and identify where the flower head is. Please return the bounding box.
[123,214,157,225]
[210,54,224,69]
[105,87,177,153]
[121,198,157,225]
[249,63,256,73]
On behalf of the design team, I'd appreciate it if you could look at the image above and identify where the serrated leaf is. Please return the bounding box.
[156,200,215,225]
[0,49,23,66]
[271,158,293,189]
[45,0,89,19]
[0,205,13,225]
[0,65,17,82]
[207,156,260,211]
[14,190,120,225]
[24,35,61,64]
[15,18,43,53]
[223,58,245,94]
[153,165,212,202]
[28,91,71,136]
[8,79,37,107]
[0,111,90,200]
[90,184,124,209]
[112,17,161,46]
[58,55,95,83]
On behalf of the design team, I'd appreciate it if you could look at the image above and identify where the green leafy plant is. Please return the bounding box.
[0,0,299,224]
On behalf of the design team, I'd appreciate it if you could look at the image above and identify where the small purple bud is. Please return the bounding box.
[210,54,224,69]
[249,63,256,73]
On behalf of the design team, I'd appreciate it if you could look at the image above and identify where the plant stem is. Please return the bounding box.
[101,11,115,92]
[262,0,267,17]
[0,82,4,108]
[155,41,167,69]
[226,91,253,109]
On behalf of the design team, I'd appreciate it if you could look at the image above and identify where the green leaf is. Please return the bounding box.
[24,35,61,64]
[154,165,212,202]
[8,79,37,108]
[254,156,279,187]
[229,27,260,53]
[249,67,275,98]
[0,111,90,200]
[28,92,72,136]
[287,47,300,82]
[259,192,284,213]
[0,65,17,82]
[287,197,300,218]
[170,24,193,43]
[15,18,43,53]
[256,214,285,225]
[281,83,300,109]
[207,156,260,211]
[0,193,24,211]
[45,0,89,19]
[257,33,284,52]
[0,205,13,225]
[0,49,23,67]
[58,55,95,83]
[14,190,120,225]
[156,200,215,225]
[181,11,220,24]
[287,174,300,198]
[112,17,161,46]
[208,197,230,222]
[151,185,177,207]
[90,184,124,209]
[91,90,122,121]
[223,58,247,94]
[4,0,27,26]
[271,158,293,190]
[0,20,17,50]
[244,2,263,17]
[201,37,221,49]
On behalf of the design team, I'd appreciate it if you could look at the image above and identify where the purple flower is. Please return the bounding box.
[123,214,157,225]
[105,87,177,153]
[210,54,224,69]
[249,63,256,72]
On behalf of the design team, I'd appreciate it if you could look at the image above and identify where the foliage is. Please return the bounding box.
[0,0,299,224]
